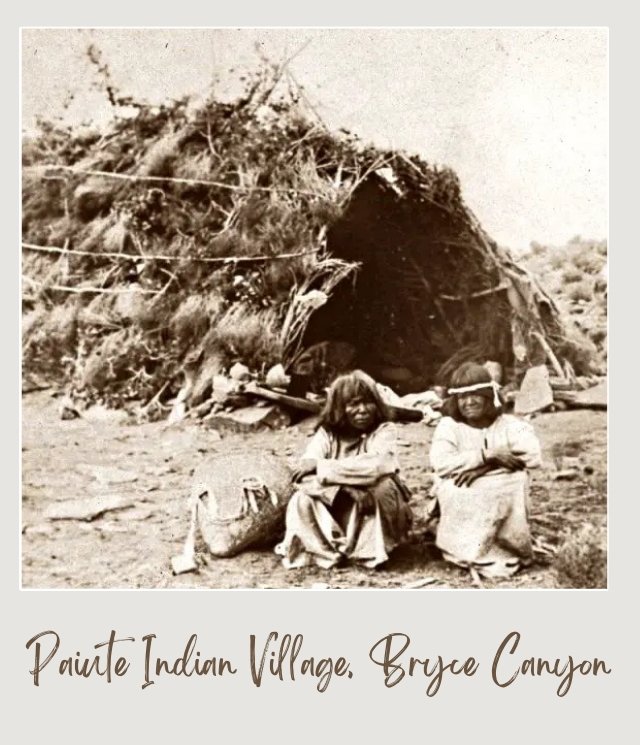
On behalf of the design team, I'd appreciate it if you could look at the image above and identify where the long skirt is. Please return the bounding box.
[275,475,413,569]
[434,470,533,579]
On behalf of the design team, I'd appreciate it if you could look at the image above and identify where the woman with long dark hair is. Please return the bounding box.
[429,362,542,578]
[276,370,413,569]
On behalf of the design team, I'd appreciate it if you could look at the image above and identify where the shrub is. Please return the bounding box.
[169,293,223,347]
[562,268,584,284]
[74,326,173,406]
[567,281,592,303]
[529,241,548,256]
[554,324,598,374]
[22,302,80,381]
[555,523,607,588]
[549,253,565,270]
[589,327,607,346]
[572,246,606,274]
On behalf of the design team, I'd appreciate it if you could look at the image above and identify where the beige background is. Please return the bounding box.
[8,3,634,743]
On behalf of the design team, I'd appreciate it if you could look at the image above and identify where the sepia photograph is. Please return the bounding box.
[21,27,608,590]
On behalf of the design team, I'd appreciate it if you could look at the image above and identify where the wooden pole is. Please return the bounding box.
[532,331,565,379]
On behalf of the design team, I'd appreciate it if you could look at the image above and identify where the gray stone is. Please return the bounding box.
[76,465,138,484]
[44,494,135,521]
[25,523,55,536]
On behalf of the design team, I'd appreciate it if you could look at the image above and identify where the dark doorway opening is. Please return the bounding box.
[301,177,514,392]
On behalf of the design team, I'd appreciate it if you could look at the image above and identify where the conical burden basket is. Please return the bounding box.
[191,452,294,557]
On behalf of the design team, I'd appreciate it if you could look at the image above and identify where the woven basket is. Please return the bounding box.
[190,452,293,557]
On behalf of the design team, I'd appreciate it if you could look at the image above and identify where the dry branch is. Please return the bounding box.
[22,242,320,265]
[280,254,357,364]
[440,282,509,302]
[23,275,162,295]
[244,382,320,414]
[24,164,329,198]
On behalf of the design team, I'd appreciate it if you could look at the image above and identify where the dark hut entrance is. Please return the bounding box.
[301,175,515,393]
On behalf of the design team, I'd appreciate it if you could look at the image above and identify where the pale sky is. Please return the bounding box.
[21,28,608,251]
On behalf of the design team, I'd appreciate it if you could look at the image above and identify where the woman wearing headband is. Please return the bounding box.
[276,370,413,569]
[429,361,542,579]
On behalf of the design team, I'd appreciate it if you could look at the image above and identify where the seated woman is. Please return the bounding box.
[429,362,542,579]
[276,370,413,569]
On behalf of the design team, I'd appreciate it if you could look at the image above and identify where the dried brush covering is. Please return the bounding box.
[21,63,466,409]
[22,60,582,410]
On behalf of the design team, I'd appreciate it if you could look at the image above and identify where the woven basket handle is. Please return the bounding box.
[241,476,277,511]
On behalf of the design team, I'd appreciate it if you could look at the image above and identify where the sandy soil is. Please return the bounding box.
[21,391,607,590]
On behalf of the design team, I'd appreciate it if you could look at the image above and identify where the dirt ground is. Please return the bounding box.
[21,391,607,590]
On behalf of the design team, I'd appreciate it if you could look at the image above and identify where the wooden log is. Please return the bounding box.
[552,390,578,403]
[245,382,425,422]
[389,406,425,423]
[564,401,607,411]
[244,383,321,414]
[553,389,607,410]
